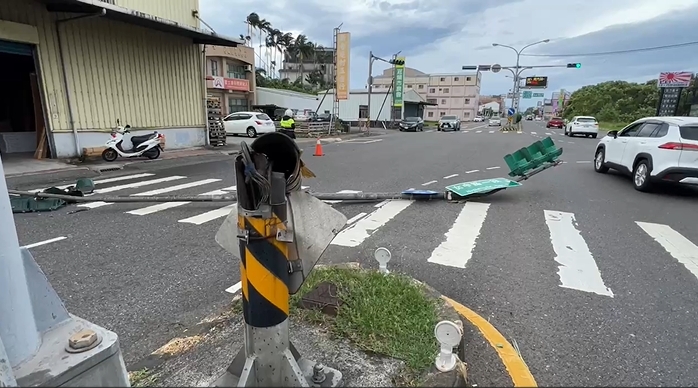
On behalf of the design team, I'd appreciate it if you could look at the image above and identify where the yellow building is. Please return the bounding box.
[205,45,256,115]
[0,0,241,160]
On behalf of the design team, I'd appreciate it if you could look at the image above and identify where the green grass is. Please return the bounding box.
[423,120,438,127]
[598,121,627,131]
[129,368,158,387]
[291,267,439,372]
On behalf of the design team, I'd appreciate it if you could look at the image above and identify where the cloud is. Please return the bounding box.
[200,0,698,109]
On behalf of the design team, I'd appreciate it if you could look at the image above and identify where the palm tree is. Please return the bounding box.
[289,35,314,87]
[256,19,271,72]
[278,32,294,75]
[245,12,259,47]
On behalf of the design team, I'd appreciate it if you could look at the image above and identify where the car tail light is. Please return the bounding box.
[658,142,698,151]
[255,121,263,125]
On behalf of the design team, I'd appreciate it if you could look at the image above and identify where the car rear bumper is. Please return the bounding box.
[570,126,599,134]
[652,167,698,183]
[256,126,277,134]
[547,123,564,128]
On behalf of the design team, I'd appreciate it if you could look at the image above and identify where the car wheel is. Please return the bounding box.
[632,160,653,192]
[246,127,257,138]
[594,148,609,173]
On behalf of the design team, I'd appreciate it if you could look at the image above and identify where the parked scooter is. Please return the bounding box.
[102,122,163,162]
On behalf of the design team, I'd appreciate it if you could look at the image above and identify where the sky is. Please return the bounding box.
[200,0,698,110]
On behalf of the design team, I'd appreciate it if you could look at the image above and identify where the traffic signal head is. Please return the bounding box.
[567,63,581,69]
[391,58,405,66]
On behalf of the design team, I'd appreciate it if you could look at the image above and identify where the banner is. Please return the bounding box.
[335,32,351,100]
[393,57,405,107]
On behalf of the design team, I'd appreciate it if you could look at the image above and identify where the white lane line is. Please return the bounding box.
[531,131,537,135]
[178,203,237,225]
[444,174,459,179]
[544,210,614,297]
[374,200,390,208]
[486,166,501,170]
[636,222,698,279]
[220,185,236,191]
[126,188,229,216]
[77,176,188,208]
[545,132,552,135]
[324,189,361,204]
[28,173,156,193]
[576,161,592,164]
[465,170,479,174]
[225,281,242,294]
[488,130,495,133]
[421,180,438,186]
[132,178,221,196]
[331,200,414,247]
[428,202,490,268]
[23,236,67,249]
[346,212,367,225]
[476,130,482,133]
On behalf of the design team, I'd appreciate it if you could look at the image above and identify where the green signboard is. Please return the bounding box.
[445,178,521,197]
[522,91,532,99]
[532,92,544,98]
[393,59,405,107]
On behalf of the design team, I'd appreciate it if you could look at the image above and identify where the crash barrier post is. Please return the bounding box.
[504,136,563,177]
[211,133,347,387]
[0,155,130,387]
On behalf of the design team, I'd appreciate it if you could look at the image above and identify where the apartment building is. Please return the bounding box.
[279,46,335,86]
[206,45,255,115]
[372,67,481,121]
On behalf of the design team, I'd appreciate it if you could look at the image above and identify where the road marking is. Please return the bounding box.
[428,202,489,268]
[530,131,537,135]
[94,175,187,194]
[220,185,237,191]
[575,161,592,164]
[225,281,242,294]
[132,178,221,196]
[23,236,67,249]
[374,200,390,208]
[178,203,237,225]
[126,188,229,216]
[486,166,501,170]
[476,130,482,133]
[346,212,367,225]
[488,130,495,133]
[421,180,437,186]
[324,189,361,204]
[443,174,459,179]
[636,222,698,279]
[544,210,613,297]
[545,132,552,135]
[331,200,414,247]
[28,173,156,193]
[443,296,538,387]
[465,169,479,174]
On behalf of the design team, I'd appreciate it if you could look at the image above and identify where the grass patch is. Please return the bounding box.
[598,121,627,131]
[129,368,158,387]
[291,267,439,372]
[424,120,438,127]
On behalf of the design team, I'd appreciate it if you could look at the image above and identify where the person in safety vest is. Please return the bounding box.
[279,109,296,139]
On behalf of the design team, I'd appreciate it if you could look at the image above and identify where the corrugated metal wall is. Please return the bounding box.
[1,0,205,132]
[115,0,199,28]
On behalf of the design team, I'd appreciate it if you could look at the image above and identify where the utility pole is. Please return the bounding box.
[330,24,342,134]
[491,40,550,115]
[367,52,403,134]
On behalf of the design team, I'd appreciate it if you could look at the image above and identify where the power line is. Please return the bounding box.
[520,40,698,57]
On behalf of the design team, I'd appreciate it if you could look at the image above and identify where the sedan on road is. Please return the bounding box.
[546,117,565,128]
[488,118,502,127]
[438,115,461,131]
[594,116,698,191]
[223,111,276,138]
[565,116,599,138]
[399,117,424,132]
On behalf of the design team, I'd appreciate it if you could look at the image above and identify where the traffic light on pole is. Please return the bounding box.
[566,63,581,69]
[390,58,405,66]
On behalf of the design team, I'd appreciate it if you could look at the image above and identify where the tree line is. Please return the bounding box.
[242,13,331,95]
[562,76,698,124]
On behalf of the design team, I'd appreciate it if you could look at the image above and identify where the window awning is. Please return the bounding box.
[39,0,244,47]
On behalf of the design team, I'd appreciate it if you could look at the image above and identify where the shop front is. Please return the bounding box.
[205,44,255,117]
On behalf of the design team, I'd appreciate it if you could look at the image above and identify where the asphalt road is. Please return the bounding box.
[9,120,698,386]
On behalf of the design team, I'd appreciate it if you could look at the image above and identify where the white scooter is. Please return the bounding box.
[102,123,163,162]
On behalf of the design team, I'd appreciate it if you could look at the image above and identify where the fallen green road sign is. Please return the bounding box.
[445,178,521,197]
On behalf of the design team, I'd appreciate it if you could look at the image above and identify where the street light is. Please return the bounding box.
[492,39,549,113]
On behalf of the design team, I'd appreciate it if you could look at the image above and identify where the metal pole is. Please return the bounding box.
[0,156,40,368]
[366,52,374,135]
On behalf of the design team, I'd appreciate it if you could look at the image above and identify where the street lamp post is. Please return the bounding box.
[492,39,549,114]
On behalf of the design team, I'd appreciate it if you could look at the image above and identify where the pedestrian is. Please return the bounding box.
[279,109,296,139]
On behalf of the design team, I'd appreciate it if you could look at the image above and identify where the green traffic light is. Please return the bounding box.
[575,63,581,68]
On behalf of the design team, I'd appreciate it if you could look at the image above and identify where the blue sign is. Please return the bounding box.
[402,189,439,200]
[507,108,516,116]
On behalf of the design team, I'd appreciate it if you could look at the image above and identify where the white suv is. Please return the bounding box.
[593,117,698,191]
[565,116,599,138]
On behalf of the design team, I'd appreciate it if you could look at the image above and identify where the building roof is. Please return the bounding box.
[40,0,244,46]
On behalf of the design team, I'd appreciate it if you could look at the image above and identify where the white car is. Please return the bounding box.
[535,117,542,121]
[566,116,599,138]
[488,118,502,127]
[473,116,484,122]
[594,116,698,192]
[438,115,461,131]
[223,111,276,138]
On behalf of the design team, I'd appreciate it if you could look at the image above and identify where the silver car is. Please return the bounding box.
[438,115,461,131]
[488,118,502,127]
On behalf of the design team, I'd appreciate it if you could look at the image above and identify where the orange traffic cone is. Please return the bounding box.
[313,138,324,156]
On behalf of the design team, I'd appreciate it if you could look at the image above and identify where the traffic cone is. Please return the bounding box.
[313,138,324,156]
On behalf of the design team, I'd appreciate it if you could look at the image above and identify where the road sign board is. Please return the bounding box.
[532,92,544,98]
[522,91,532,99]
[507,108,515,116]
[402,189,439,200]
[658,72,693,88]
[445,178,521,197]
[491,64,501,73]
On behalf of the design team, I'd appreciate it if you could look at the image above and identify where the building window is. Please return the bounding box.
[465,98,471,104]
[228,98,247,114]
[440,77,445,81]
[440,111,446,116]
[464,111,470,117]
[418,85,424,89]
[441,99,447,104]
[210,59,218,76]
[429,88,436,93]
[359,105,369,119]
[454,77,460,81]
[466,77,471,81]
[444,88,450,93]
[427,111,434,118]
[427,98,437,104]
[406,84,413,88]
[227,63,246,79]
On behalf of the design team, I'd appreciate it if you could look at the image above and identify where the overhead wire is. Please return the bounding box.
[520,40,698,57]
